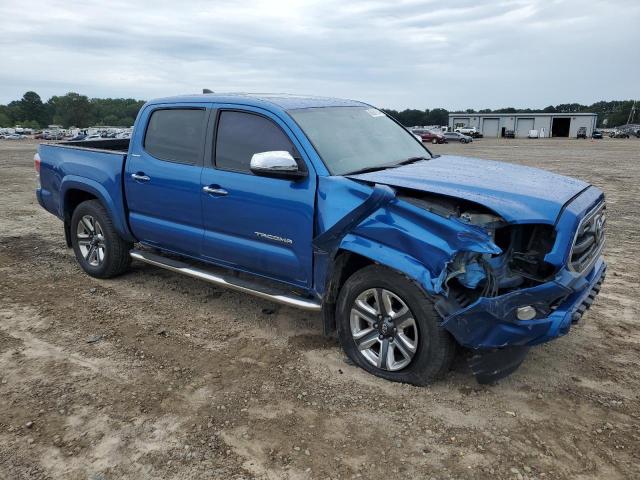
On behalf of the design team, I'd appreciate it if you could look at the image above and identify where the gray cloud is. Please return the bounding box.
[1,0,638,109]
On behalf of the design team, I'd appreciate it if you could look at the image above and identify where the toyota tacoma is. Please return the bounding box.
[35,93,606,384]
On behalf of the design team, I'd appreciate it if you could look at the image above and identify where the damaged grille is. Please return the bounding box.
[569,202,606,272]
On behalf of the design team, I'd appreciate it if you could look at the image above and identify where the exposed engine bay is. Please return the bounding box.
[400,191,557,312]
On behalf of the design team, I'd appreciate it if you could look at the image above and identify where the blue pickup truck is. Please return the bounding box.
[35,93,606,384]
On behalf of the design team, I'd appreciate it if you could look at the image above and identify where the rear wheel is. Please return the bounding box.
[432,138,438,144]
[336,265,455,385]
[71,200,132,278]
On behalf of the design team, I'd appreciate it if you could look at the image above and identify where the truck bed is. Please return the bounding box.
[37,142,133,242]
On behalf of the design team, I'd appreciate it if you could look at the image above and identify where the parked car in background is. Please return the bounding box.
[592,130,603,139]
[609,130,629,139]
[577,127,587,139]
[444,131,472,143]
[455,126,477,135]
[528,129,539,139]
[469,131,483,139]
[43,131,65,140]
[412,129,447,144]
[405,128,423,142]
[504,130,515,138]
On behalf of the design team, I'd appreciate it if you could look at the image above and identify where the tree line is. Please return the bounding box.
[382,100,638,128]
[0,91,145,129]
[0,91,636,129]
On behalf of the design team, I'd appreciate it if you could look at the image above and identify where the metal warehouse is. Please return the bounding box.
[448,112,598,138]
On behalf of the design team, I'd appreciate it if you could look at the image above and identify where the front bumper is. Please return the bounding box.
[442,256,606,349]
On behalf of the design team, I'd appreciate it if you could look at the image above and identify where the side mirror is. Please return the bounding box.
[250,151,306,179]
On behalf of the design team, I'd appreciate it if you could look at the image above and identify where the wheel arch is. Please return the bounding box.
[60,176,135,244]
[62,188,99,247]
[321,235,447,335]
[321,249,374,335]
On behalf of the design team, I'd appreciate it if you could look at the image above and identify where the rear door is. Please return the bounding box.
[124,104,211,256]
[200,107,316,288]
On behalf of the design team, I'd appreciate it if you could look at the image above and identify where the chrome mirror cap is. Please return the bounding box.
[250,151,306,179]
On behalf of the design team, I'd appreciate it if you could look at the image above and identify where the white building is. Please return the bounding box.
[448,112,598,138]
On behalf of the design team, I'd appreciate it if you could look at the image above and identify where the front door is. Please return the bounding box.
[200,108,316,288]
[124,105,210,256]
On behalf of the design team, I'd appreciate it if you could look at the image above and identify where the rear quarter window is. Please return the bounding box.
[144,108,207,164]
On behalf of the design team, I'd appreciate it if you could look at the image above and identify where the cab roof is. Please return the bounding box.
[145,93,369,111]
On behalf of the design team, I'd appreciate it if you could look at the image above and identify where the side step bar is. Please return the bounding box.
[130,249,322,311]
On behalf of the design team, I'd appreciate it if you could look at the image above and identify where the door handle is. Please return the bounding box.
[203,185,228,196]
[131,173,150,182]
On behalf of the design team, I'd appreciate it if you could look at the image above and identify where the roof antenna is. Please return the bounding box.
[203,88,214,94]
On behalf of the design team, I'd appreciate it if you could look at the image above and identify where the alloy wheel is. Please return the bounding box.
[76,215,106,267]
[349,288,419,371]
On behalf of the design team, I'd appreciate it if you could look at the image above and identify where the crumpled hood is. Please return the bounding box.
[347,156,590,223]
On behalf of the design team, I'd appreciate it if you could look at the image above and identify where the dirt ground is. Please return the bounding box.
[1,137,639,480]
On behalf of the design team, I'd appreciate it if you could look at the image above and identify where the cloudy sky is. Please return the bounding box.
[1,0,638,110]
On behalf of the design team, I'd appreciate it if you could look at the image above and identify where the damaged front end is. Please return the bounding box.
[318,173,606,384]
[402,190,607,383]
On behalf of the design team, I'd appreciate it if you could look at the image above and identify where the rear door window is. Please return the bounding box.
[144,108,207,164]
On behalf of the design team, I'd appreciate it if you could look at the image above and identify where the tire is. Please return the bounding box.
[70,200,132,278]
[432,138,437,144]
[336,265,456,385]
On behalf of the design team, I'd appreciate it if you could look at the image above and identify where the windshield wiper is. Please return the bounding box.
[345,165,394,175]
[345,156,430,176]
[395,156,430,166]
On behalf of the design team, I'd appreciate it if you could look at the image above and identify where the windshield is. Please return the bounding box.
[289,106,430,175]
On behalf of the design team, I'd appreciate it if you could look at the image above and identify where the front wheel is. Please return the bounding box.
[336,265,455,385]
[432,138,438,144]
[71,200,132,278]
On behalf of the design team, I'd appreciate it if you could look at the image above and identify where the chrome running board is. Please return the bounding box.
[130,249,322,311]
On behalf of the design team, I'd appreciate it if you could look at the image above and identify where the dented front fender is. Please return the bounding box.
[313,176,501,297]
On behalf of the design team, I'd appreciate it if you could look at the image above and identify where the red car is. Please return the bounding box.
[412,129,447,144]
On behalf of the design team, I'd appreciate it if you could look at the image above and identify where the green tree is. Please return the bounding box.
[18,91,48,127]
[47,92,94,127]
[21,120,41,129]
[495,107,517,113]
[427,108,449,126]
[6,101,24,125]
[0,111,11,127]
[117,116,136,127]
[91,97,145,126]
[555,103,583,113]
[101,114,120,126]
